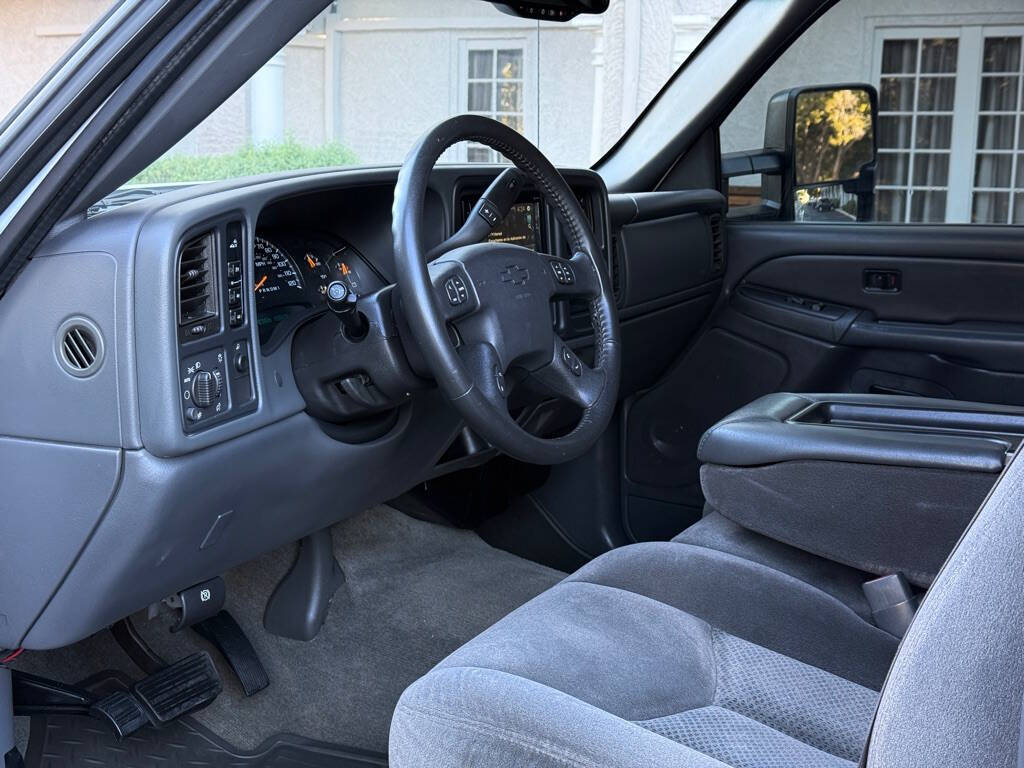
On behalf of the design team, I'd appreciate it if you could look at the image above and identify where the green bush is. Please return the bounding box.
[130,139,359,183]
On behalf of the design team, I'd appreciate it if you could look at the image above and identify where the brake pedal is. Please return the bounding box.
[131,651,221,727]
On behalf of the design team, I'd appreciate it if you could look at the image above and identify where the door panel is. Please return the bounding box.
[621,221,1024,538]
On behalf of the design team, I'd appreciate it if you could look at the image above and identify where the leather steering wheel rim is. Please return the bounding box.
[393,114,621,465]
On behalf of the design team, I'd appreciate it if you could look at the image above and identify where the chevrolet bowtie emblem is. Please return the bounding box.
[500,264,530,286]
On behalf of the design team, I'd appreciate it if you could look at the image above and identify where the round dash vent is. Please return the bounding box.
[56,318,104,378]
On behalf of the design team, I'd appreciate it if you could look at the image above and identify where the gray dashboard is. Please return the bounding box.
[0,164,611,650]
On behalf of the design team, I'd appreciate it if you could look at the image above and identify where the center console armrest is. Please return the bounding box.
[699,392,1020,472]
[698,392,1023,586]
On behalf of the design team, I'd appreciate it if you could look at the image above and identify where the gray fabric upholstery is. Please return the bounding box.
[674,511,877,622]
[391,542,892,767]
[638,707,853,768]
[391,666,731,768]
[867,448,1024,768]
[701,460,993,586]
[567,542,896,688]
[710,630,876,761]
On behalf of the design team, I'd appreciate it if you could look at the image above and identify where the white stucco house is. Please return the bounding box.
[3,0,1022,223]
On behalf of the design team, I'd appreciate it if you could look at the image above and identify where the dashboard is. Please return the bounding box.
[1,161,728,653]
[2,163,629,652]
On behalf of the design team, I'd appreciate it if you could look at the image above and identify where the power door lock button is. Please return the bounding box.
[864,269,901,293]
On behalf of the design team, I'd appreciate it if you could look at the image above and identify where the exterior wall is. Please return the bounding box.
[0,0,110,119]
[0,0,728,168]
[284,39,327,147]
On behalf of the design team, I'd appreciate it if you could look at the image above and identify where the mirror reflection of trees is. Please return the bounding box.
[794,88,873,184]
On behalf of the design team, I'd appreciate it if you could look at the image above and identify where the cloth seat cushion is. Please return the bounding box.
[390,541,898,768]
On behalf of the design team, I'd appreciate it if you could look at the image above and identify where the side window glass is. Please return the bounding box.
[720,1,1024,224]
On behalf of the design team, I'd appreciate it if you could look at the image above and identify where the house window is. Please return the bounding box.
[873,26,1024,224]
[972,35,1024,223]
[464,44,525,163]
[876,36,958,223]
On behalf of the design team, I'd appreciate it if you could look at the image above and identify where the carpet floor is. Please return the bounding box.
[16,506,563,757]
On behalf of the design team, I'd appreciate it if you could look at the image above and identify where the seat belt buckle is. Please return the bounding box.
[862,573,918,638]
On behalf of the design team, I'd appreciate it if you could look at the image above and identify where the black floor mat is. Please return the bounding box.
[21,673,386,768]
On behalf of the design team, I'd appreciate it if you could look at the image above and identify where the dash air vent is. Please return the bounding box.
[709,214,724,274]
[178,231,218,327]
[56,317,103,377]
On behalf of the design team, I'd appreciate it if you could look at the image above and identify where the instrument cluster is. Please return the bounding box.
[252,230,383,345]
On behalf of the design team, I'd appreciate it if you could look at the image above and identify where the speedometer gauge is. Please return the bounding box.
[253,236,305,306]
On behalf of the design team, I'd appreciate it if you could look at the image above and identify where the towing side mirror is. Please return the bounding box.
[723,83,878,221]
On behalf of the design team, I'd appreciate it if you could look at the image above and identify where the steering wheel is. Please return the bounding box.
[393,115,621,465]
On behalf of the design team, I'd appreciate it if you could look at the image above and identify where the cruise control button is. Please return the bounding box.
[478,201,500,227]
[550,260,575,285]
[562,345,582,376]
[444,275,468,306]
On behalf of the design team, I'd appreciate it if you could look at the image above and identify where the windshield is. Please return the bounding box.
[121,0,734,185]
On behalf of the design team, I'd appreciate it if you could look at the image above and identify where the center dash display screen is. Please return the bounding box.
[464,198,542,250]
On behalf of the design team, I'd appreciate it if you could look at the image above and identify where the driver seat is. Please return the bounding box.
[390,450,1024,767]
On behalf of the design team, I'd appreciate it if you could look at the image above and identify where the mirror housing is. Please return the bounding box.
[489,0,609,21]
[723,83,878,221]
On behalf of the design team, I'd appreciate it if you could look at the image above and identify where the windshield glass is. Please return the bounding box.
[123,0,734,185]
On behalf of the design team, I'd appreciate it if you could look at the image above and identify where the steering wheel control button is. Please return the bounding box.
[562,345,582,377]
[550,260,575,285]
[444,275,468,306]
[478,200,501,227]
[494,366,507,396]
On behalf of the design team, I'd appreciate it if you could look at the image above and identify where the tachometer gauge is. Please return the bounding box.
[253,236,305,307]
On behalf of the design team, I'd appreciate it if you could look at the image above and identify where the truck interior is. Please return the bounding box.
[2,0,1024,766]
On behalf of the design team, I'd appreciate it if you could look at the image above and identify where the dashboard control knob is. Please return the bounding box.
[185,407,203,422]
[326,280,368,340]
[191,369,222,407]
[233,351,249,374]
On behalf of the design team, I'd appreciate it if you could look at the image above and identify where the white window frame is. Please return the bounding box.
[872,24,1024,223]
[872,27,965,223]
[970,25,1024,224]
[457,38,532,163]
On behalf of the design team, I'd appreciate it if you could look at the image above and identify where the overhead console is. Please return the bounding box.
[697,392,1024,586]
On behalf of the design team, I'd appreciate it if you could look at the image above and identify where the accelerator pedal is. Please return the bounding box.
[193,611,269,697]
[92,652,221,735]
